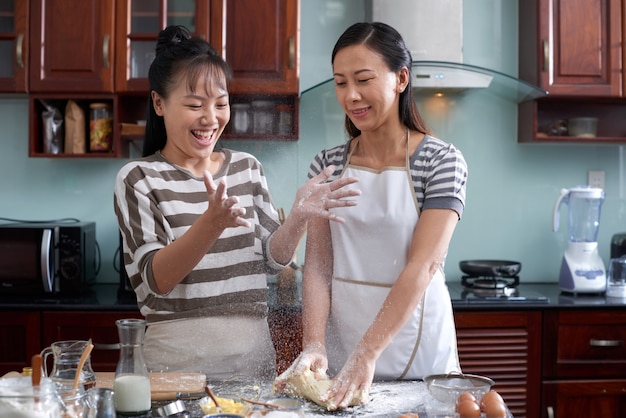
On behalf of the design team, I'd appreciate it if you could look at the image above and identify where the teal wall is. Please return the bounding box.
[0,1,622,284]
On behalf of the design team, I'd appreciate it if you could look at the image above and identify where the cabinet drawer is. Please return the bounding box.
[558,324,626,362]
[544,310,626,378]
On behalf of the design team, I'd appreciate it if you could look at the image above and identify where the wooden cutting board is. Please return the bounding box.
[96,372,206,401]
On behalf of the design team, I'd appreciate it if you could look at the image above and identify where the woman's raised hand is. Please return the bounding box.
[204,170,251,229]
[292,165,360,223]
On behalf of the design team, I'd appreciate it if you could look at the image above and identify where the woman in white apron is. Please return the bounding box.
[276,22,468,410]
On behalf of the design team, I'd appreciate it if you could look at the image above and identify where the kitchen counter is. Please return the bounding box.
[0,281,624,311]
[154,380,512,418]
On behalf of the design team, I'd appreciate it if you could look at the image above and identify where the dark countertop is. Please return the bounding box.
[0,281,624,311]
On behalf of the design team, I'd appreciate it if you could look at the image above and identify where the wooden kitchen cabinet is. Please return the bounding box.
[29,0,116,93]
[0,311,41,376]
[518,98,626,144]
[42,310,142,371]
[26,0,300,157]
[211,0,299,96]
[114,0,211,93]
[214,0,300,140]
[517,0,626,144]
[541,309,626,418]
[0,0,29,93]
[454,311,542,418]
[519,0,622,97]
[268,308,302,374]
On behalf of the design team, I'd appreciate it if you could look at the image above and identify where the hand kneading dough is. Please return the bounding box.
[274,369,365,410]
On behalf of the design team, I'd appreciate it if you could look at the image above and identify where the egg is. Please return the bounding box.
[456,399,481,418]
[457,391,477,405]
[483,399,507,418]
[480,390,504,409]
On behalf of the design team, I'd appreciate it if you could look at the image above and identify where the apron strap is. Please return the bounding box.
[397,290,426,379]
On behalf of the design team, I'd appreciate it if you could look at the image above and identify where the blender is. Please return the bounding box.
[552,186,606,293]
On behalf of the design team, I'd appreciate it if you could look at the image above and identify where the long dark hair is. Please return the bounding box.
[142,25,232,157]
[331,22,430,139]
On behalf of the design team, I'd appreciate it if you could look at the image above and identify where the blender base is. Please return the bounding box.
[559,244,606,293]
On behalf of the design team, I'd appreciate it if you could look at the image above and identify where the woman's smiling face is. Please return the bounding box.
[332,44,403,132]
[153,69,230,164]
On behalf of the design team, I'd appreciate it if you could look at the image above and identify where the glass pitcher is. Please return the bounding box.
[41,340,97,391]
[552,186,605,242]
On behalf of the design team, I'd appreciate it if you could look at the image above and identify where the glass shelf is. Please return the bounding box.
[302,60,547,104]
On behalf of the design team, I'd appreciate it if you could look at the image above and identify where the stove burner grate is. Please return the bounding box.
[461,275,520,297]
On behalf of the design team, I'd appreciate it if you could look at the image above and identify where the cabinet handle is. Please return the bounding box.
[288,36,295,70]
[590,339,624,347]
[542,39,549,72]
[16,34,24,69]
[547,406,554,418]
[103,34,110,69]
[93,342,120,351]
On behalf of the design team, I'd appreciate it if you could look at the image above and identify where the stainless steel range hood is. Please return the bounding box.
[367,0,547,102]
[410,61,546,103]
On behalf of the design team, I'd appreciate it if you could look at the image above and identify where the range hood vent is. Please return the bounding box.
[369,0,547,101]
[413,63,493,91]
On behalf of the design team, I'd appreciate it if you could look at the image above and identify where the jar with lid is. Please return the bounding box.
[89,102,113,152]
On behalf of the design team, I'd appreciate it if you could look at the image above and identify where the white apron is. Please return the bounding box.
[327,135,460,380]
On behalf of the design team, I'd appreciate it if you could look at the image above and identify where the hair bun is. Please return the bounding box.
[155,25,192,56]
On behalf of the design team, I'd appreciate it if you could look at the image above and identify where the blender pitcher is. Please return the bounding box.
[552,186,606,293]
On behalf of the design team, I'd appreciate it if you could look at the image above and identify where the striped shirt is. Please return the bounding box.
[114,150,283,323]
[308,135,468,217]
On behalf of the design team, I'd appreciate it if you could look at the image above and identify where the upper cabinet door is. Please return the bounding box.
[520,0,622,96]
[114,0,210,93]
[29,0,116,93]
[0,0,28,93]
[211,0,299,95]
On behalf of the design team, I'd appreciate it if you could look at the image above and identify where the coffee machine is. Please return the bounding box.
[552,186,606,293]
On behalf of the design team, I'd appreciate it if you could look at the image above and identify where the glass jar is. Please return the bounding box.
[275,104,293,135]
[113,318,151,416]
[231,103,251,134]
[252,100,274,134]
[0,376,64,418]
[86,387,116,418]
[89,102,113,152]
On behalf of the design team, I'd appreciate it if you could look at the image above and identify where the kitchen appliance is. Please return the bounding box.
[457,260,549,303]
[610,232,626,258]
[552,186,605,293]
[0,221,96,295]
[372,0,494,91]
[606,257,626,298]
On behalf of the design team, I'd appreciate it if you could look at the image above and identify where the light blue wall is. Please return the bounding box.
[0,1,623,284]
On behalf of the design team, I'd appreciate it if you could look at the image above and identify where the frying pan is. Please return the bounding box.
[459,260,522,277]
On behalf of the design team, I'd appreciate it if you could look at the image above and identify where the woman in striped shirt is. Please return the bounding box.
[114,26,360,380]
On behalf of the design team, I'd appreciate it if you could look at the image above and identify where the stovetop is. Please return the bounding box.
[448,278,551,305]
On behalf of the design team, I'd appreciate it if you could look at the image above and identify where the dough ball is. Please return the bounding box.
[273,368,366,411]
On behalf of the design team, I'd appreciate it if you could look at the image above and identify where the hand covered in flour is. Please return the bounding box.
[204,170,251,229]
[320,347,374,410]
[290,165,360,224]
[273,342,328,393]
